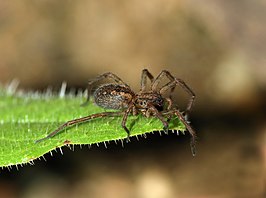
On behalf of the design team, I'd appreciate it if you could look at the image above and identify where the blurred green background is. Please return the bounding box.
[0,0,265,197]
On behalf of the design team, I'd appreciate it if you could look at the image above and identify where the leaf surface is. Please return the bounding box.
[0,89,185,168]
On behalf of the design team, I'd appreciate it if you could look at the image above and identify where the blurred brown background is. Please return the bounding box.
[0,0,265,198]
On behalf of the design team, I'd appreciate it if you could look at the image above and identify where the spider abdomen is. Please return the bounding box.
[93,84,134,110]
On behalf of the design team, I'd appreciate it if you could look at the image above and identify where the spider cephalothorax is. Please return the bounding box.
[36,69,197,156]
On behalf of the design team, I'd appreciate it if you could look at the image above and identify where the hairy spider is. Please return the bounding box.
[36,69,197,155]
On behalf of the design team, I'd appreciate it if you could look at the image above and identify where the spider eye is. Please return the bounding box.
[140,101,146,106]
[137,100,147,107]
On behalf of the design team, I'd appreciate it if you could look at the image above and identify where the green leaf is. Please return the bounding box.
[0,87,186,168]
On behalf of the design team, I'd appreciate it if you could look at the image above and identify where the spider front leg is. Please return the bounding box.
[171,108,197,156]
[174,78,195,114]
[140,69,154,92]
[81,72,129,106]
[153,70,195,114]
[35,111,123,143]
[146,105,169,132]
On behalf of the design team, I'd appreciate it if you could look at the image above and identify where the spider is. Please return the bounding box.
[36,69,197,156]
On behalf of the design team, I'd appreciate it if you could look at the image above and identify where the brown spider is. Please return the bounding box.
[36,69,197,156]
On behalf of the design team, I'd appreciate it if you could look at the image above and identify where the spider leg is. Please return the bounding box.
[147,104,169,131]
[165,97,173,110]
[81,72,129,106]
[174,78,195,114]
[151,70,175,97]
[121,104,134,142]
[160,98,174,123]
[35,111,124,143]
[171,108,197,156]
[152,70,195,114]
[140,69,154,92]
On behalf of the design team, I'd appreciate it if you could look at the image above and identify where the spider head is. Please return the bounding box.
[134,92,165,111]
